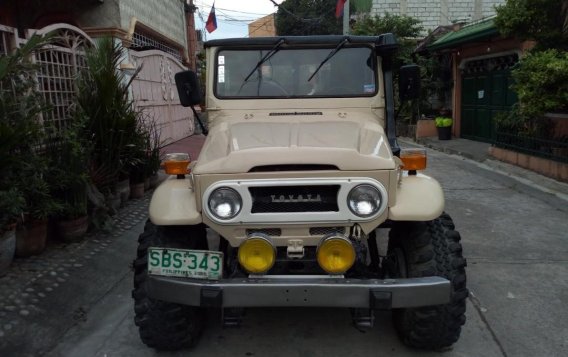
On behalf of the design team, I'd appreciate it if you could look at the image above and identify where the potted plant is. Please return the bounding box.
[141,118,164,189]
[435,116,453,140]
[0,34,57,257]
[45,122,90,242]
[0,189,25,275]
[15,161,63,256]
[76,37,140,206]
[124,121,153,198]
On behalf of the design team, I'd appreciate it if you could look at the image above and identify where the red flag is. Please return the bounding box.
[206,3,217,33]
[335,0,347,18]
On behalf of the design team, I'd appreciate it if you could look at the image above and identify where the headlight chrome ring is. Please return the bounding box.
[347,184,382,218]
[208,187,242,220]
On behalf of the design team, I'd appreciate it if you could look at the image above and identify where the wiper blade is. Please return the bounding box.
[308,38,349,82]
[243,38,286,83]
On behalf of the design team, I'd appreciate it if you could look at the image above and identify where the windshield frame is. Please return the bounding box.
[212,44,378,100]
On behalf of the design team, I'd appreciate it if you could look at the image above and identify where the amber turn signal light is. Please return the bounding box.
[163,153,191,175]
[400,148,427,171]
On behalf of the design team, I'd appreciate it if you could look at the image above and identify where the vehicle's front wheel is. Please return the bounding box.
[387,213,468,349]
[132,221,207,350]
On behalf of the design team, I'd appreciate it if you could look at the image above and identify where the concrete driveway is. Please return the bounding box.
[2,143,567,357]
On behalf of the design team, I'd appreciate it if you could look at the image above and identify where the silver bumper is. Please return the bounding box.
[147,275,451,309]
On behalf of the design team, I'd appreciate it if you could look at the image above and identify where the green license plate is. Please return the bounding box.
[148,248,223,280]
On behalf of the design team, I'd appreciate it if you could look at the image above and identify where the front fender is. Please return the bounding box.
[388,174,444,221]
[149,176,202,226]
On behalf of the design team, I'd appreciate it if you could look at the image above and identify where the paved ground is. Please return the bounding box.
[1,135,567,357]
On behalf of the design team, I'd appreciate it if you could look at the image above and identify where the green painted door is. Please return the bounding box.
[461,55,518,142]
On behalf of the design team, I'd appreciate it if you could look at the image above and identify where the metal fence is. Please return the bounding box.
[30,25,93,132]
[494,131,568,163]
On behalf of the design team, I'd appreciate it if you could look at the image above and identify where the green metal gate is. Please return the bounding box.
[461,54,518,142]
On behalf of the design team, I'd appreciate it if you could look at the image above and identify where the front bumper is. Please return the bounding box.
[147,275,451,309]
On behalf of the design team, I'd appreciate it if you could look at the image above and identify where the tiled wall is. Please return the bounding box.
[371,0,505,32]
[120,0,187,50]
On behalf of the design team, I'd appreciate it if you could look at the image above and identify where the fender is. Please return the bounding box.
[388,173,444,221]
[149,176,202,226]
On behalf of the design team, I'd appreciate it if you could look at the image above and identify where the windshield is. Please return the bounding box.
[215,46,376,98]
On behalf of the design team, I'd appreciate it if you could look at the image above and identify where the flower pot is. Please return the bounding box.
[149,173,161,188]
[437,126,452,140]
[116,178,131,205]
[56,215,89,243]
[0,229,16,276]
[16,219,48,257]
[106,192,121,215]
[130,182,145,199]
[144,177,151,191]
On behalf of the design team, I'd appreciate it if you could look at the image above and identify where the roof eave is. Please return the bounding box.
[427,28,500,51]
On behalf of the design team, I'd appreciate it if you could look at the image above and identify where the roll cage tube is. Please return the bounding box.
[382,55,400,156]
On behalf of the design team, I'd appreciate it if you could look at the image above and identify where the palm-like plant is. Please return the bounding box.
[0,34,61,222]
[76,37,141,191]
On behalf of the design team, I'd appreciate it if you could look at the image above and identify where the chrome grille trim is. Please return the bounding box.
[202,178,388,225]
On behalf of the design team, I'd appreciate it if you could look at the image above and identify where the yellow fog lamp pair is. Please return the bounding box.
[317,235,356,274]
[238,235,276,274]
[400,148,427,172]
[163,153,191,175]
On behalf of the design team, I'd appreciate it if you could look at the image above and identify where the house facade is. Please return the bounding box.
[0,0,198,145]
[248,14,276,37]
[426,17,533,142]
[371,0,505,32]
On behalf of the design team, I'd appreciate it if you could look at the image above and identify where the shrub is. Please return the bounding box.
[512,49,568,119]
[435,117,453,127]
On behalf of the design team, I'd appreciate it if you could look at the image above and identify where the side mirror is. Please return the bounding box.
[175,70,202,107]
[399,64,421,101]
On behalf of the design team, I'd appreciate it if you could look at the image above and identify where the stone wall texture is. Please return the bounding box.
[119,0,187,49]
[371,0,505,32]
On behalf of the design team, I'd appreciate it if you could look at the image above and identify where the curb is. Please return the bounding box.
[400,138,568,204]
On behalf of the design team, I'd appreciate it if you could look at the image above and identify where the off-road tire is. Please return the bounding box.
[388,213,468,349]
[132,221,207,350]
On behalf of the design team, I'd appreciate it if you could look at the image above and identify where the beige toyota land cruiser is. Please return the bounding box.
[132,34,467,351]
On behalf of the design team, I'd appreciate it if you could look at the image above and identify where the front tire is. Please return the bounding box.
[387,213,468,349]
[132,221,207,350]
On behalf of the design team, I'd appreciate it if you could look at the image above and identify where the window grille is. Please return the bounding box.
[131,30,182,61]
[35,29,89,132]
[463,54,519,74]
[0,30,11,55]
[0,34,6,55]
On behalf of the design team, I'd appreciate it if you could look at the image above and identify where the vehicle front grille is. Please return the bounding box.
[246,228,282,237]
[249,185,339,213]
[309,227,346,236]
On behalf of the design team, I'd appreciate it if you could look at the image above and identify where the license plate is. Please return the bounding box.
[148,247,223,280]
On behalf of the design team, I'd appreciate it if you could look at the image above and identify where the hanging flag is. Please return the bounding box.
[206,3,217,33]
[335,0,347,18]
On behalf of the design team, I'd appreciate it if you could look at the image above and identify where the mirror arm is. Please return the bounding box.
[189,105,208,136]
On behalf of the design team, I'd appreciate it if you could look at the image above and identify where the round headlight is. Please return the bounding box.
[347,184,382,217]
[208,187,242,220]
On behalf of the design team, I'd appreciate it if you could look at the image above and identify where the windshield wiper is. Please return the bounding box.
[308,38,349,82]
[242,38,286,83]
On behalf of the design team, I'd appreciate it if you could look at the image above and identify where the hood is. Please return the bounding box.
[192,118,394,174]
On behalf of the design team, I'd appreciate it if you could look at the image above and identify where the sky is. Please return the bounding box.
[193,0,284,40]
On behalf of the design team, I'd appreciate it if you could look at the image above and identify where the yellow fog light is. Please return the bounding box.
[238,236,276,274]
[317,235,355,274]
